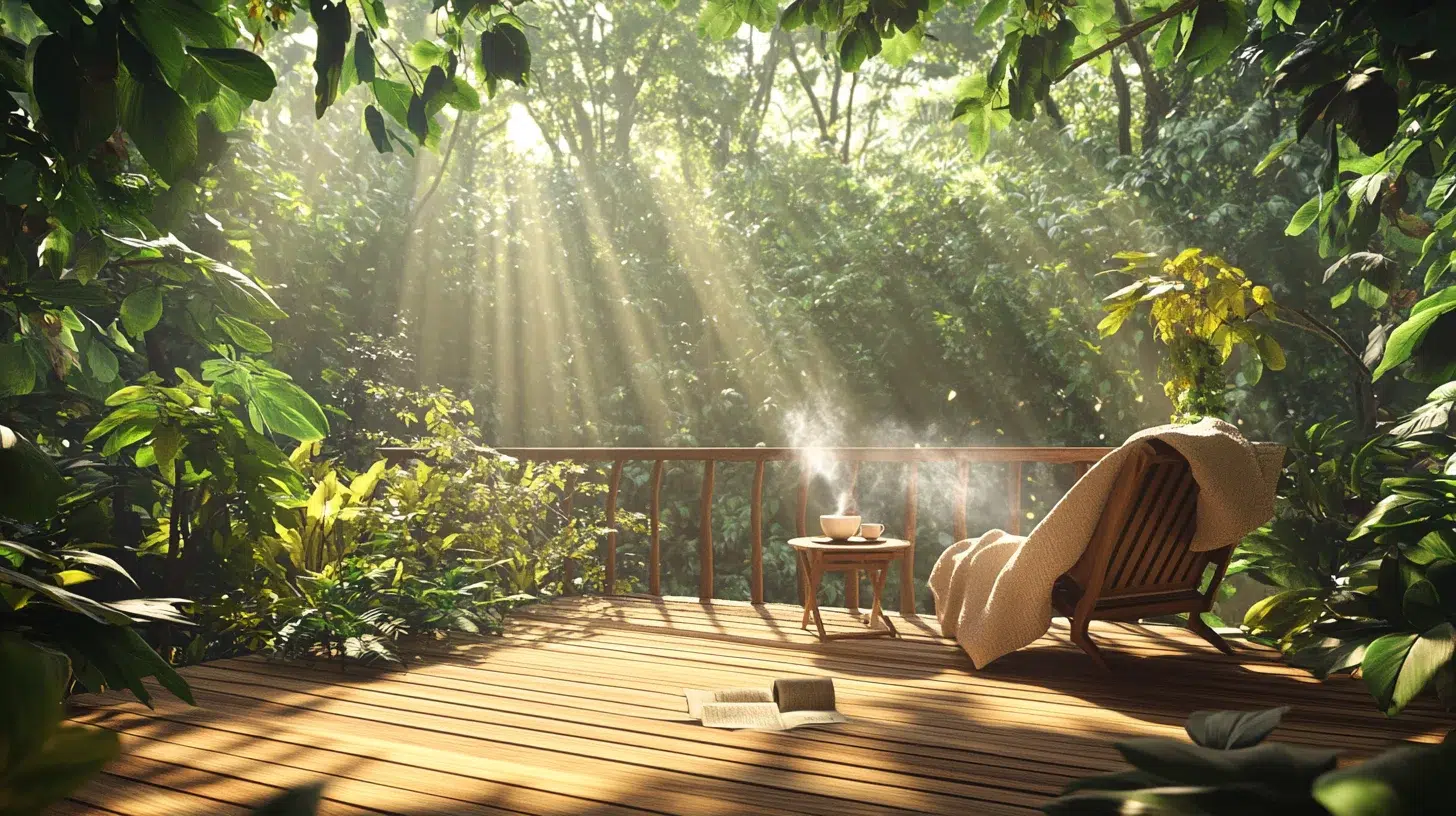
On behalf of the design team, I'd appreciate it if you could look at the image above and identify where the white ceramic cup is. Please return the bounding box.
[859,522,885,540]
[820,514,861,539]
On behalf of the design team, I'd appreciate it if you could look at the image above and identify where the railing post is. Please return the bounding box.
[750,458,765,605]
[1007,461,1023,535]
[845,460,861,612]
[952,460,969,542]
[699,459,715,602]
[901,462,918,616]
[649,460,663,596]
[604,460,623,594]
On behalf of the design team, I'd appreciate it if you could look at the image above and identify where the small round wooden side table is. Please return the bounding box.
[788,537,912,642]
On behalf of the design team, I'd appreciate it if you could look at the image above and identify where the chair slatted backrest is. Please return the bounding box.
[1066,440,1217,603]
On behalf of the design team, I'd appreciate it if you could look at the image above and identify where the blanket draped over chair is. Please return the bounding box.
[929,418,1283,668]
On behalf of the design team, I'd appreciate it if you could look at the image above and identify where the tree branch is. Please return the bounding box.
[788,43,832,144]
[1055,0,1200,81]
[410,113,506,227]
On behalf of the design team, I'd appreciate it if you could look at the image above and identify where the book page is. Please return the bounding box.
[780,710,849,729]
[685,688,772,719]
[699,702,786,730]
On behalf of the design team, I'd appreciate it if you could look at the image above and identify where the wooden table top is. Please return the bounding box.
[788,536,912,553]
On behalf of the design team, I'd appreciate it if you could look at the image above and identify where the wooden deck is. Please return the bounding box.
[66,596,1449,816]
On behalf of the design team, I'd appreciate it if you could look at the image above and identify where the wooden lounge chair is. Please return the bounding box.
[1050,439,1262,670]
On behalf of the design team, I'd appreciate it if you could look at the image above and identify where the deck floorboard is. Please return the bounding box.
[67,596,1450,815]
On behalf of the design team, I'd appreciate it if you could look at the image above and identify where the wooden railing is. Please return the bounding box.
[383,446,1114,615]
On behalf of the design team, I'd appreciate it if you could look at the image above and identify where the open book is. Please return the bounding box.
[684,678,848,731]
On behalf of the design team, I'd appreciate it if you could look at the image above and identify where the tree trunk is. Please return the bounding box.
[1109,56,1134,155]
[1114,0,1170,149]
[788,44,833,145]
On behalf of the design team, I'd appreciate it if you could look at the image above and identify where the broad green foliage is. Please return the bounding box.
[0,636,120,816]
[216,388,631,663]
[1237,387,1456,717]
[1,499,195,707]
[1045,705,1456,814]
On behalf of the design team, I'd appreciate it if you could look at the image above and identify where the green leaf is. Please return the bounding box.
[445,75,480,112]
[1184,707,1289,749]
[363,105,392,153]
[71,238,109,285]
[120,287,164,337]
[253,379,330,442]
[371,78,412,128]
[1373,287,1456,380]
[478,22,530,88]
[1115,737,1338,787]
[85,339,120,383]
[101,417,157,456]
[407,40,449,69]
[1286,195,1322,236]
[0,343,38,397]
[1066,0,1114,35]
[1179,0,1245,75]
[1315,741,1456,816]
[1254,137,1295,176]
[27,35,82,153]
[150,422,181,474]
[194,257,287,321]
[1357,279,1389,309]
[127,1,186,87]
[838,15,883,73]
[310,0,350,118]
[974,0,1010,32]
[1151,16,1182,70]
[142,0,238,48]
[204,86,247,132]
[698,0,743,40]
[0,426,67,522]
[216,315,273,353]
[1256,334,1287,371]
[1363,624,1455,716]
[880,25,923,68]
[407,93,429,143]
[187,48,275,101]
[353,32,375,84]
[117,72,197,184]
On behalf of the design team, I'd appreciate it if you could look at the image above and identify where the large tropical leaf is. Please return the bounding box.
[0,425,66,522]
[1363,624,1456,716]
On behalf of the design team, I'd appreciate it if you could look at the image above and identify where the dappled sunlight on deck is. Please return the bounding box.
[67,596,1448,815]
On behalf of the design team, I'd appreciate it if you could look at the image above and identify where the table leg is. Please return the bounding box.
[798,551,814,629]
[806,555,828,641]
[869,566,895,636]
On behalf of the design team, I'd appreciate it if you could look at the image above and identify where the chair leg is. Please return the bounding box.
[1068,615,1110,672]
[1187,614,1235,655]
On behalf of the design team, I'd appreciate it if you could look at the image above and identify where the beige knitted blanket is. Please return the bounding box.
[929,418,1284,669]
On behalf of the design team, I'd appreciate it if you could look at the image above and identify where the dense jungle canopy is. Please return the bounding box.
[5,0,1456,752]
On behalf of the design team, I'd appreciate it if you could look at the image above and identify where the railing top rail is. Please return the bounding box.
[378,445,1117,464]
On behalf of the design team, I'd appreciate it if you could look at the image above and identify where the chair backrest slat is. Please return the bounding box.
[1113,463,1192,590]
[1129,468,1198,588]
[1073,440,1217,602]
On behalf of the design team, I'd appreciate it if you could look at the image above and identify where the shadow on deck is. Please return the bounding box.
[64,595,1450,816]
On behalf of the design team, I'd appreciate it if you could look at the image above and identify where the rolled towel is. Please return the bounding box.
[772,677,835,712]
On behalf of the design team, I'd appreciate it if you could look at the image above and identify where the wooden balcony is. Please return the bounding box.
[62,445,1450,814]
[68,595,1448,815]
